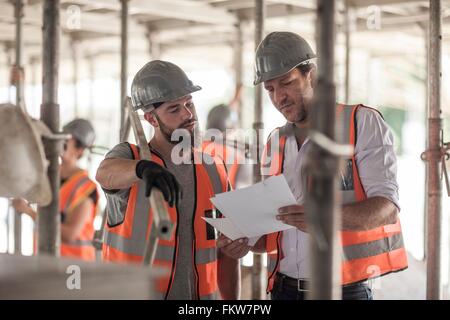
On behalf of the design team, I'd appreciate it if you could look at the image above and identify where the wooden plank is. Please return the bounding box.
[0,253,160,299]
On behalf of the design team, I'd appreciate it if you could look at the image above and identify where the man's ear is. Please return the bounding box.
[144,112,159,128]
[309,65,317,89]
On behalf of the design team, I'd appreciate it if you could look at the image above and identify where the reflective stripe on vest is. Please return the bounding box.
[102,143,227,300]
[67,240,94,246]
[59,170,98,261]
[202,140,240,189]
[262,104,408,292]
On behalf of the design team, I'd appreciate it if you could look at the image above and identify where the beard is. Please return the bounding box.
[282,95,310,124]
[156,114,199,147]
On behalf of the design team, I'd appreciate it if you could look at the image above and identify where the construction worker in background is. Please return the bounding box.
[95,60,240,300]
[12,119,98,261]
[202,85,252,189]
[218,31,408,300]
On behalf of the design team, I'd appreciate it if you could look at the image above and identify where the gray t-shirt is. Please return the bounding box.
[104,142,197,300]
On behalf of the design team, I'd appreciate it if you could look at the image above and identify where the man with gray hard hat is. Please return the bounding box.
[96,60,240,300]
[13,118,99,261]
[218,31,407,300]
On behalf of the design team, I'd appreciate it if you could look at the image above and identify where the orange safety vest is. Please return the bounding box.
[202,140,241,189]
[102,143,229,300]
[262,104,408,293]
[60,170,98,261]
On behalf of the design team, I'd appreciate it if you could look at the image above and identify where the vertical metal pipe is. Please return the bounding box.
[419,22,429,261]
[306,0,341,300]
[251,0,265,300]
[426,0,442,300]
[15,0,23,109]
[38,0,61,256]
[146,27,161,60]
[234,20,244,128]
[4,43,13,102]
[146,26,159,139]
[30,56,39,113]
[6,201,11,253]
[344,0,351,104]
[71,36,79,117]
[13,0,24,255]
[88,55,95,121]
[87,54,95,172]
[119,0,128,142]
[4,43,13,253]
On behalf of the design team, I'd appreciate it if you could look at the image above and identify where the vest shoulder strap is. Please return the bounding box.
[201,151,229,194]
[338,104,384,146]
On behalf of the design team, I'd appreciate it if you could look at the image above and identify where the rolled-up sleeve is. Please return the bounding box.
[102,142,135,226]
[354,107,400,210]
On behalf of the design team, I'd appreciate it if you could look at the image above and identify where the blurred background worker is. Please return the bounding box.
[202,85,252,190]
[12,119,99,261]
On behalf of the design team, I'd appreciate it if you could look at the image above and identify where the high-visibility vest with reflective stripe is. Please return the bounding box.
[102,143,229,300]
[202,140,241,189]
[60,170,98,261]
[262,104,408,292]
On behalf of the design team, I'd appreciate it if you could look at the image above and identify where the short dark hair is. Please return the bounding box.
[153,101,164,109]
[296,62,315,75]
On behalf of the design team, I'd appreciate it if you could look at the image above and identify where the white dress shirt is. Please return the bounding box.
[278,107,400,279]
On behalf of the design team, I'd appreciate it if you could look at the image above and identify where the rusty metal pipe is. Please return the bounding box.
[251,0,266,300]
[426,0,442,300]
[119,0,128,142]
[305,0,341,300]
[38,0,61,256]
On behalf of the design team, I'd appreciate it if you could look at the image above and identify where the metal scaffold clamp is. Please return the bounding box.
[420,129,450,197]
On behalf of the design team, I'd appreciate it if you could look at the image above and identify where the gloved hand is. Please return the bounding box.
[135,160,182,207]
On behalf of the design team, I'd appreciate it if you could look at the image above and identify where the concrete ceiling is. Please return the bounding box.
[0,0,448,82]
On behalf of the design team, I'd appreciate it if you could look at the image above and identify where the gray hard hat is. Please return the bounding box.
[254,32,316,85]
[131,60,201,112]
[63,118,95,148]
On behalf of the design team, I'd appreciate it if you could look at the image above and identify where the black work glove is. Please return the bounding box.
[135,160,182,207]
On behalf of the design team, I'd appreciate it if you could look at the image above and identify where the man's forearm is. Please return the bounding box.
[342,196,398,231]
[96,158,140,190]
[218,251,240,300]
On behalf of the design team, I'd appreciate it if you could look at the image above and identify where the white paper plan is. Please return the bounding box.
[203,175,298,245]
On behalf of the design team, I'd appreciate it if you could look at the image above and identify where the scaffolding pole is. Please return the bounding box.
[234,20,244,128]
[14,0,24,110]
[88,54,95,121]
[145,26,159,138]
[146,26,161,60]
[119,0,128,142]
[71,36,80,117]
[344,0,351,104]
[251,0,265,300]
[30,56,39,112]
[13,0,24,255]
[4,42,13,253]
[305,0,341,300]
[38,0,61,256]
[425,0,442,300]
[4,43,13,102]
